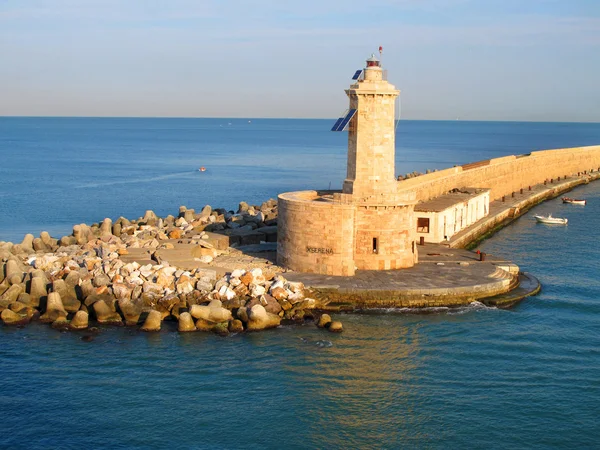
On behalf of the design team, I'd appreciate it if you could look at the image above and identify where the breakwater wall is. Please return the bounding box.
[448,173,600,249]
[398,145,600,202]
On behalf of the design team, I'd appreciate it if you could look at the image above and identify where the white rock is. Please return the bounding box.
[143,282,163,294]
[269,279,285,291]
[198,255,213,263]
[176,281,194,295]
[288,291,304,303]
[286,281,304,293]
[250,284,266,297]
[139,264,154,279]
[157,266,178,277]
[218,285,229,296]
[229,277,241,287]
[196,280,213,292]
[122,262,140,274]
[231,269,246,278]
[222,287,236,300]
[112,283,132,300]
[126,276,143,286]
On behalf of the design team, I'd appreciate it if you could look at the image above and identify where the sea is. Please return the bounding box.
[1,118,600,449]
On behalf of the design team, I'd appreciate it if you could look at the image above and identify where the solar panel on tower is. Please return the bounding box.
[332,109,357,131]
[330,117,345,132]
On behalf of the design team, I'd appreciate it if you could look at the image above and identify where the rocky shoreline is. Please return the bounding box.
[0,200,343,335]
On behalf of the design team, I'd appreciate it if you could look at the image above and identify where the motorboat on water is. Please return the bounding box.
[198,166,206,172]
[562,197,586,205]
[534,214,568,225]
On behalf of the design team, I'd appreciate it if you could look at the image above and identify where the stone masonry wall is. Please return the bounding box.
[277,191,356,276]
[398,145,600,202]
[353,204,418,270]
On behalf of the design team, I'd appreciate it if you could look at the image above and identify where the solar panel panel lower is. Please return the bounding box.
[330,117,344,131]
[334,108,357,131]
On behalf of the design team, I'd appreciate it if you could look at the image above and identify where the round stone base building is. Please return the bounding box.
[278,55,418,276]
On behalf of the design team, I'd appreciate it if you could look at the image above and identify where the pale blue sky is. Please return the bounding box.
[1,0,599,121]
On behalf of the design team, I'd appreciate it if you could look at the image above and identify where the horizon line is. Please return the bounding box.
[1,115,599,125]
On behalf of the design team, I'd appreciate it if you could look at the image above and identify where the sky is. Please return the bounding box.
[0,0,599,121]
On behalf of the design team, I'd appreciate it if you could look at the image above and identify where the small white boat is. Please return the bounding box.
[562,197,586,205]
[534,214,568,225]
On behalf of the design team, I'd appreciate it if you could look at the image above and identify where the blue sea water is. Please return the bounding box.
[1,118,600,449]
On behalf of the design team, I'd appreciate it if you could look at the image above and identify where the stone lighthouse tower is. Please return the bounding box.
[342,54,399,200]
[337,54,418,271]
[277,54,418,276]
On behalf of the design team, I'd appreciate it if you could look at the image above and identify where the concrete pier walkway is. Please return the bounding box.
[285,244,523,309]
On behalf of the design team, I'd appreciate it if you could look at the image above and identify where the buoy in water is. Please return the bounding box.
[199,167,206,172]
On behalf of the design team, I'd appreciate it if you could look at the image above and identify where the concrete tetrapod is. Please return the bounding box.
[141,310,162,332]
[52,279,80,313]
[4,260,24,282]
[195,318,215,331]
[20,234,35,254]
[228,319,244,333]
[40,292,67,323]
[246,304,281,331]
[1,308,29,326]
[189,304,232,323]
[317,314,332,328]
[328,321,343,333]
[92,300,123,325]
[69,310,89,330]
[118,299,142,326]
[100,218,113,237]
[40,231,54,248]
[178,312,196,332]
[1,284,24,304]
[28,276,47,307]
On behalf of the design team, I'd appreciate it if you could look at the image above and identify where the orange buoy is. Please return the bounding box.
[199,167,206,172]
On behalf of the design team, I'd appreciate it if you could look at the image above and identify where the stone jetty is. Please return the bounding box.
[0,200,341,335]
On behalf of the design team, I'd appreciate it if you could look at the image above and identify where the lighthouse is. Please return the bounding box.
[277,53,418,276]
[342,53,400,201]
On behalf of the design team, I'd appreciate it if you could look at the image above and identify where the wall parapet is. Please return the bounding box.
[399,145,600,202]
